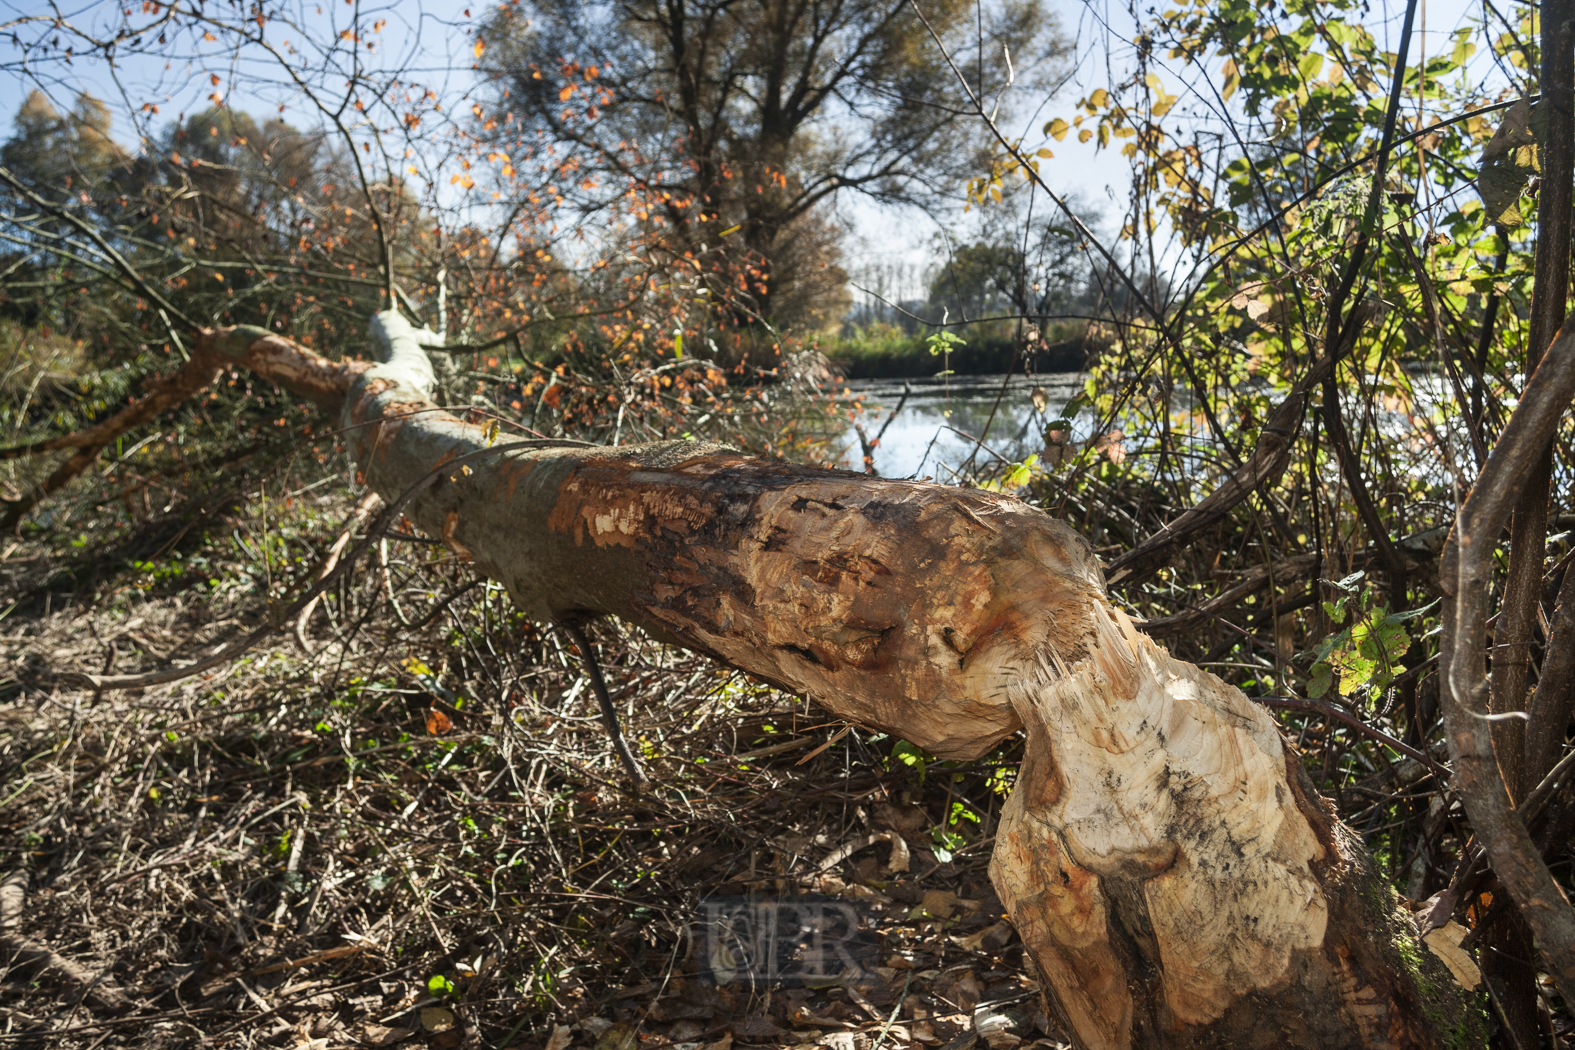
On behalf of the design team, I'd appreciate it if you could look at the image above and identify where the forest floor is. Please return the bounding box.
[0,483,1060,1050]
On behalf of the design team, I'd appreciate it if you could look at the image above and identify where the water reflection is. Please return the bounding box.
[835,374,1091,480]
[835,370,1474,488]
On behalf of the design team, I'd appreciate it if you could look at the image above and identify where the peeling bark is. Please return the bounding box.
[99,312,1481,1048]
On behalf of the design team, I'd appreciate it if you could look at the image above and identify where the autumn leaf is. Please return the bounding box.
[1478,97,1540,227]
[473,38,485,58]
[1091,430,1127,465]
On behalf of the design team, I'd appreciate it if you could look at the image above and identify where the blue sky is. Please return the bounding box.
[0,0,1509,304]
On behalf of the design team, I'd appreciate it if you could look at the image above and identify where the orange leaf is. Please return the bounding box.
[559,84,576,101]
[473,38,485,58]
[426,708,453,734]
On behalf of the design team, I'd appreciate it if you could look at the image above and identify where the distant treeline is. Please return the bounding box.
[823,329,1098,378]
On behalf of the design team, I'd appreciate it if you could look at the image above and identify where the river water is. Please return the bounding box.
[832,370,1472,486]
[832,373,1097,479]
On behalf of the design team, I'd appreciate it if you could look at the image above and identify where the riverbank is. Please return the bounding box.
[820,322,1104,378]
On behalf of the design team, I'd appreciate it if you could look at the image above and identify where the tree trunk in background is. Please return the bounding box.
[1488,3,1574,1038]
[188,312,1482,1049]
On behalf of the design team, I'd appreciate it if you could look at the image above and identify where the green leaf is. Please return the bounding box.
[1308,663,1333,698]
[1324,21,1364,47]
[1338,651,1378,696]
[925,330,966,356]
[891,740,932,782]
[1384,599,1440,624]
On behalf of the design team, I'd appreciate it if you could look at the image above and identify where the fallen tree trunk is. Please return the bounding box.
[76,313,1480,1048]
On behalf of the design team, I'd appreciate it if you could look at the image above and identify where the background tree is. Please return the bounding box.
[479,0,1066,337]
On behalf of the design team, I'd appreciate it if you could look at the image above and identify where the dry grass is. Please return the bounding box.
[0,479,1055,1050]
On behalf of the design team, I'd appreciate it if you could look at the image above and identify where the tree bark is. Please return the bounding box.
[1484,5,1575,1037]
[147,313,1483,1049]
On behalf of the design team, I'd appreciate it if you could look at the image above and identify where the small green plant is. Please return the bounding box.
[1306,572,1433,702]
[427,973,458,999]
[924,329,966,357]
[524,955,558,1008]
[931,801,980,863]
[888,739,933,783]
[984,764,1015,795]
[979,452,1043,492]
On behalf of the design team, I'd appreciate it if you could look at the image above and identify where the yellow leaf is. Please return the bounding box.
[1079,128,1093,143]
[1036,148,1053,158]
[473,38,486,58]
[1423,922,1481,990]
[989,184,1002,203]
[1046,118,1070,141]
[1089,88,1110,108]
[1145,72,1162,91]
